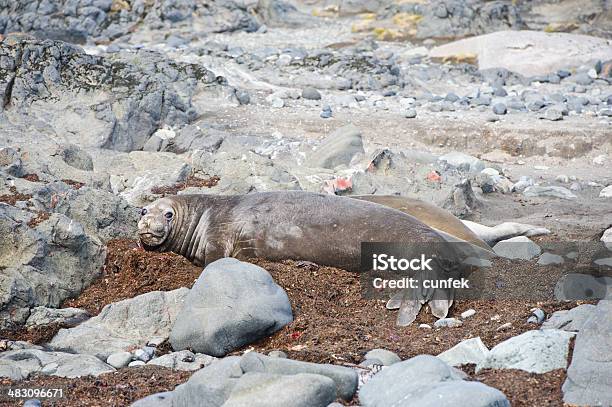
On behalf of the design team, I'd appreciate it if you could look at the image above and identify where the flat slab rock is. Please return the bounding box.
[0,349,114,380]
[359,355,509,407]
[562,299,612,406]
[429,30,612,76]
[49,288,189,360]
[477,329,574,374]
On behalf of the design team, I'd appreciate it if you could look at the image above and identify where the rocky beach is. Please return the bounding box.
[1,0,612,406]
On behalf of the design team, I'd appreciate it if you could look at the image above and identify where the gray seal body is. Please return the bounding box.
[138,191,461,325]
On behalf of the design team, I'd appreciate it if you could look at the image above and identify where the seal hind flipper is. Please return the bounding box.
[386,291,403,310]
[429,298,451,319]
[396,295,422,326]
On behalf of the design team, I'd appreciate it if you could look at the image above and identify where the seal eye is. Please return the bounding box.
[164,211,173,220]
[141,208,148,216]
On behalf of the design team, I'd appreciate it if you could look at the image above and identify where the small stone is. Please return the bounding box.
[134,347,155,362]
[268,350,288,358]
[593,155,607,165]
[573,73,593,86]
[492,103,507,115]
[271,98,284,108]
[461,309,476,319]
[236,90,250,105]
[528,308,546,324]
[419,324,432,329]
[493,86,507,97]
[599,109,612,117]
[486,114,500,122]
[106,352,133,369]
[302,87,321,100]
[496,322,512,331]
[404,108,417,118]
[23,400,41,407]
[555,174,570,183]
[128,361,146,367]
[540,108,563,121]
[445,92,459,102]
[537,252,564,265]
[434,318,463,328]
[320,105,332,119]
[587,68,598,79]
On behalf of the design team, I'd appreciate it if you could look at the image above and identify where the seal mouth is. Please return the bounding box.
[139,232,164,238]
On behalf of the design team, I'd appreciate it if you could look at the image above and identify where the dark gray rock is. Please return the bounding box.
[240,352,358,401]
[170,259,292,357]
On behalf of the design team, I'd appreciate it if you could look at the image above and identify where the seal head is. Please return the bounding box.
[138,198,177,247]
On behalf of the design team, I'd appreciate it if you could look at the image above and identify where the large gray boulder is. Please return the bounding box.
[170,258,293,357]
[359,355,509,407]
[307,124,364,169]
[240,352,358,401]
[223,372,337,407]
[0,349,114,379]
[477,329,574,373]
[49,289,189,360]
[562,299,612,406]
[0,204,105,327]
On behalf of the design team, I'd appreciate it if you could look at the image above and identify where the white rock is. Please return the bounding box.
[434,318,463,328]
[599,185,612,198]
[430,31,612,77]
[438,337,490,366]
[461,309,476,319]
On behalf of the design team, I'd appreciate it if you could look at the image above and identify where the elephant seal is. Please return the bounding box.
[138,191,467,325]
[349,195,490,250]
